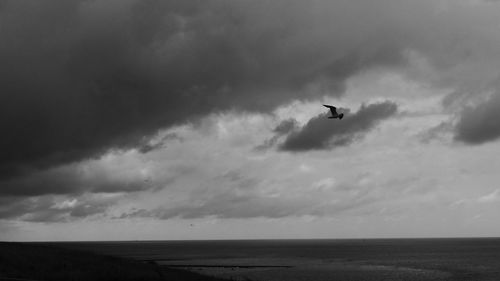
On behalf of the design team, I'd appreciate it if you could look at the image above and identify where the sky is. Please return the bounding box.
[2,0,500,241]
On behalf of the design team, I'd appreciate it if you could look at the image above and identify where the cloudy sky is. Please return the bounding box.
[2,0,500,241]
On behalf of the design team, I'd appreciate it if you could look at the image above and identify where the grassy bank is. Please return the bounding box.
[0,242,226,281]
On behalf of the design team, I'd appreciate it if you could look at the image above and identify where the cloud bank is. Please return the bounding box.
[3,0,500,226]
[280,102,398,151]
[0,0,409,180]
[2,0,500,180]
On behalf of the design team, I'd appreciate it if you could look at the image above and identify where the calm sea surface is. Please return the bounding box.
[41,238,500,281]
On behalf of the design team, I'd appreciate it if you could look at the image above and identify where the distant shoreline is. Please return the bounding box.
[11,236,500,243]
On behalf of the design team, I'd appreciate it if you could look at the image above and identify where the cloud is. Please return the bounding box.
[3,0,500,227]
[280,102,398,151]
[454,91,500,144]
[273,119,300,135]
[137,133,183,154]
[477,189,500,203]
[255,118,299,150]
[0,0,411,180]
[0,194,116,222]
[118,186,380,220]
[0,152,160,196]
[117,170,379,219]
[419,121,454,143]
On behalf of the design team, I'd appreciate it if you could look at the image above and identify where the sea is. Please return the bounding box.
[41,238,500,281]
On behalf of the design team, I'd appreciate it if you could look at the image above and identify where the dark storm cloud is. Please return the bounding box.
[454,92,500,144]
[2,0,499,202]
[280,102,398,151]
[0,0,409,182]
[0,162,156,196]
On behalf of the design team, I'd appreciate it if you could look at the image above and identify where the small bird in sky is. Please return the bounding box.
[323,104,344,119]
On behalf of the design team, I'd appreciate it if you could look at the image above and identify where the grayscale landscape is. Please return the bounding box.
[2,0,500,280]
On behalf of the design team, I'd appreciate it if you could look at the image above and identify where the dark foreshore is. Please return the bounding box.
[0,242,226,281]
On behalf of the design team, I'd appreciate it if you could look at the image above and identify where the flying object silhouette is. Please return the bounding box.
[323,104,344,119]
